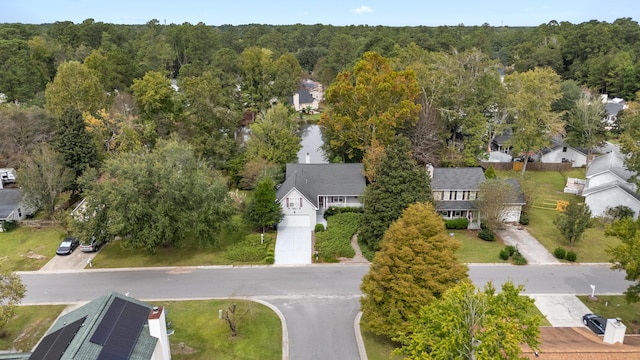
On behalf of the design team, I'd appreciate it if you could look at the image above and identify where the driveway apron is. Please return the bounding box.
[275,226,312,265]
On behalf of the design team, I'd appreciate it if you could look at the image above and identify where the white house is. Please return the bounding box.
[276,163,365,228]
[540,144,588,167]
[582,151,640,219]
[0,189,30,230]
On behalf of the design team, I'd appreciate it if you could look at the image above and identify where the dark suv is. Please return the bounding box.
[80,236,106,253]
[583,313,607,335]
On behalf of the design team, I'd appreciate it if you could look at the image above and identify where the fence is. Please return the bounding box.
[479,161,573,172]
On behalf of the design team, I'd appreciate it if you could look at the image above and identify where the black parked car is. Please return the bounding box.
[56,237,80,255]
[583,313,607,335]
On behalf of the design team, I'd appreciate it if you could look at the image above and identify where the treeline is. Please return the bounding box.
[2,17,640,104]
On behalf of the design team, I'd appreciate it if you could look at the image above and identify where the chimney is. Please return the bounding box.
[148,306,172,359]
[305,152,311,164]
[603,318,626,344]
[426,163,434,179]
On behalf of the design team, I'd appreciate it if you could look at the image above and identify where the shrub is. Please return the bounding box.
[565,251,577,262]
[1,220,17,232]
[477,229,496,241]
[323,206,364,219]
[499,248,510,260]
[226,233,274,263]
[314,223,325,232]
[484,166,497,179]
[519,214,530,225]
[512,253,527,265]
[505,245,517,256]
[315,213,361,261]
[444,218,469,229]
[553,247,566,259]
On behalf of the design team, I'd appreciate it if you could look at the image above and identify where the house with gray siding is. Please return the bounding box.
[430,166,485,229]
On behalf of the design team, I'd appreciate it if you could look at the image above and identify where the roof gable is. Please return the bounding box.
[276,163,365,207]
[586,152,635,180]
[0,189,22,219]
[432,167,485,190]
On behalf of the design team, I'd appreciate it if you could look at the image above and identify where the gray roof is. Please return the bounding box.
[298,88,314,104]
[435,200,477,211]
[276,163,365,207]
[586,151,635,180]
[0,189,22,220]
[506,178,527,204]
[582,180,640,202]
[431,167,486,190]
[605,101,624,116]
[28,292,157,360]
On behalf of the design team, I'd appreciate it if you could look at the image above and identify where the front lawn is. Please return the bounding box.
[0,305,67,351]
[454,230,509,263]
[497,169,619,262]
[159,299,281,360]
[0,226,66,271]
[578,295,640,334]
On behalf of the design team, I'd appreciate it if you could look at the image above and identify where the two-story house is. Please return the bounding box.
[429,165,485,229]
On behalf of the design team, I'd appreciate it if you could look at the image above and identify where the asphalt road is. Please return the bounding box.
[17,264,633,360]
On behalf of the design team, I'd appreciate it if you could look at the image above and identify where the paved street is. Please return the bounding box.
[17,263,633,360]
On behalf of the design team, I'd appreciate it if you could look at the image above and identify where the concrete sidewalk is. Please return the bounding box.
[530,294,593,327]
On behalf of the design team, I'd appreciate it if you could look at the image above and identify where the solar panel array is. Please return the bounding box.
[29,316,87,360]
[90,297,150,360]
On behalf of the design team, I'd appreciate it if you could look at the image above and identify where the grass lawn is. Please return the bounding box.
[0,305,66,352]
[497,169,620,262]
[453,229,509,263]
[159,299,281,360]
[361,330,403,360]
[92,217,271,268]
[578,295,640,334]
[0,226,66,271]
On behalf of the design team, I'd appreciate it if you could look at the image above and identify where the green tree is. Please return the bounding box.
[131,70,177,137]
[618,101,640,185]
[75,137,234,254]
[44,60,106,118]
[54,109,100,194]
[476,179,520,231]
[605,217,640,302]
[243,177,283,233]
[320,51,421,163]
[0,271,26,335]
[359,136,432,250]
[244,103,301,166]
[400,281,540,360]
[504,67,564,173]
[565,90,607,169]
[360,202,469,339]
[0,105,53,167]
[0,39,49,102]
[18,143,74,219]
[361,137,432,248]
[553,197,592,247]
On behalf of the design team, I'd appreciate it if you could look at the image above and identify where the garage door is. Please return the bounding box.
[281,215,311,227]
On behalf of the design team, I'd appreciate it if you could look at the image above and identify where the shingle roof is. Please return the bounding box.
[431,167,485,190]
[586,152,635,180]
[29,292,157,360]
[0,189,22,220]
[276,163,365,207]
[582,181,640,202]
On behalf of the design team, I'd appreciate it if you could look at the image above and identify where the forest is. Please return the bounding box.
[3,17,640,226]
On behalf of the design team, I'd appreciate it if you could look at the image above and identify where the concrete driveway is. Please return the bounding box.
[496,224,560,264]
[40,247,96,271]
[275,226,312,265]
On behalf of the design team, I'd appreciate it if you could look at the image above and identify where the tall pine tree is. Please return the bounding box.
[358,136,432,250]
[243,176,283,233]
[54,109,99,195]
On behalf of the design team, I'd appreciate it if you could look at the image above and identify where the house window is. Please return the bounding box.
[454,211,462,217]
[330,196,344,203]
[286,197,302,208]
[562,146,567,153]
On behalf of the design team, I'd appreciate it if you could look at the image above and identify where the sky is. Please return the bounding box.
[2,0,639,27]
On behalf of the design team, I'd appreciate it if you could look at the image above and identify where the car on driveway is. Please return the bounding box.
[80,236,105,253]
[583,313,607,335]
[56,237,80,255]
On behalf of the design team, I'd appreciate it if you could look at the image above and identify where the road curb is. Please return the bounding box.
[354,311,368,360]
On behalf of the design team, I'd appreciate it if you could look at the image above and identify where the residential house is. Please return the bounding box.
[582,151,640,219]
[484,150,513,163]
[429,166,485,229]
[540,144,588,168]
[276,163,365,228]
[502,178,526,222]
[601,94,627,129]
[0,189,30,230]
[490,134,512,155]
[289,80,323,113]
[0,292,171,360]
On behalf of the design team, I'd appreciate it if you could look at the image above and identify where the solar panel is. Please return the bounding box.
[90,297,126,346]
[29,316,86,360]
[91,297,150,360]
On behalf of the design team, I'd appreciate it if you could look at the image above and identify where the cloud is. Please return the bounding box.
[353,5,373,14]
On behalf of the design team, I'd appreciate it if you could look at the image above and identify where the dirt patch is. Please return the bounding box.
[173,342,198,355]
[26,252,47,260]
[339,234,369,264]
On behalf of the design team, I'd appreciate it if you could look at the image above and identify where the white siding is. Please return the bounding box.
[279,188,317,227]
[588,173,625,189]
[585,187,640,220]
[541,147,587,167]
